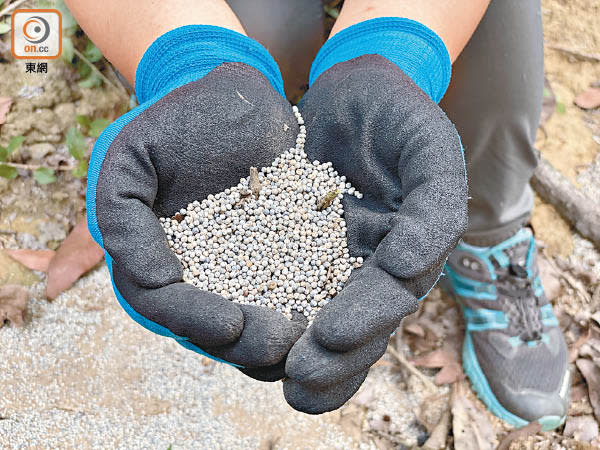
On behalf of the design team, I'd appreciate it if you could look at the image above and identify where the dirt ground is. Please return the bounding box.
[0,0,599,449]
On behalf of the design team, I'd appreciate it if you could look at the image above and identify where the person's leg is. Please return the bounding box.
[439,0,570,430]
[440,0,544,246]
[226,0,324,101]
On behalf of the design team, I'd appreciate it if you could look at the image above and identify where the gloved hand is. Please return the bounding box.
[87,26,305,381]
[283,18,469,413]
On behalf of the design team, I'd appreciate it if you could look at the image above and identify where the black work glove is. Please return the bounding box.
[282,48,468,411]
[87,26,305,381]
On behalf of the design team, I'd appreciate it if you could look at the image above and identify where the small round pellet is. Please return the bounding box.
[160,108,363,324]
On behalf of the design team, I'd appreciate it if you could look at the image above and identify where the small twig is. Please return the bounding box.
[496,421,542,450]
[104,63,132,99]
[249,167,261,198]
[0,229,17,235]
[72,47,120,93]
[387,345,438,392]
[1,161,75,171]
[546,43,600,62]
[0,0,28,17]
[532,154,600,248]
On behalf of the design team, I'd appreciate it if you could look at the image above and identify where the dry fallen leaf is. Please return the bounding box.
[563,415,599,442]
[334,403,365,445]
[0,285,30,327]
[412,342,465,385]
[570,383,589,403]
[538,254,562,301]
[416,393,449,433]
[422,410,450,450]
[451,382,496,450]
[0,97,12,125]
[574,87,600,110]
[352,382,378,408]
[406,326,440,355]
[570,328,592,363]
[45,217,104,299]
[404,321,426,337]
[419,317,447,341]
[4,249,56,272]
[576,358,600,422]
[580,336,600,366]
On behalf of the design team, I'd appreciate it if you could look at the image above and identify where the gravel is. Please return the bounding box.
[0,266,373,449]
[160,107,363,323]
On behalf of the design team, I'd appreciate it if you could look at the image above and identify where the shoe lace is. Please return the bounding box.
[497,263,543,342]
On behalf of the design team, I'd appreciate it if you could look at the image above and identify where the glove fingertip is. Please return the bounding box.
[173,288,246,346]
[283,370,369,415]
[205,305,305,367]
[312,318,359,352]
[312,264,417,352]
[285,329,388,389]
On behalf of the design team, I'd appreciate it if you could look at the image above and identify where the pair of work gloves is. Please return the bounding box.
[88,19,468,414]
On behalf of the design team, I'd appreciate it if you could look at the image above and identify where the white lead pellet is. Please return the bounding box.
[161,108,363,324]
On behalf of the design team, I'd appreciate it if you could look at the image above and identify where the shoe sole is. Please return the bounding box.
[439,280,566,431]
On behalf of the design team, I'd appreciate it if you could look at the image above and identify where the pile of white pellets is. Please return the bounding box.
[159,106,363,323]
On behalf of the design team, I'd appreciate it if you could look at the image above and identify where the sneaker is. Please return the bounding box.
[441,228,570,431]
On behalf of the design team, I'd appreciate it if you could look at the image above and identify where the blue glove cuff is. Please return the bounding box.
[135,25,285,104]
[309,17,451,103]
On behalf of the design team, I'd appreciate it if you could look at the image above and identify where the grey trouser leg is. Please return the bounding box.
[439,0,544,246]
[228,0,544,246]
[226,0,324,101]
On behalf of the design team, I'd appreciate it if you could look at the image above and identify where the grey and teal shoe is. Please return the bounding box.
[441,228,569,431]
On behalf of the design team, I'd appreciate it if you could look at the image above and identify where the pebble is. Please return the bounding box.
[160,108,363,323]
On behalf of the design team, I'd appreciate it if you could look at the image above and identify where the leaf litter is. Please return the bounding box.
[4,217,104,300]
[563,415,599,442]
[412,340,465,386]
[0,96,11,124]
[576,358,600,423]
[0,285,29,327]
[451,381,496,450]
[574,87,600,110]
[4,249,55,272]
[496,421,542,450]
[45,217,104,299]
[421,410,450,450]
